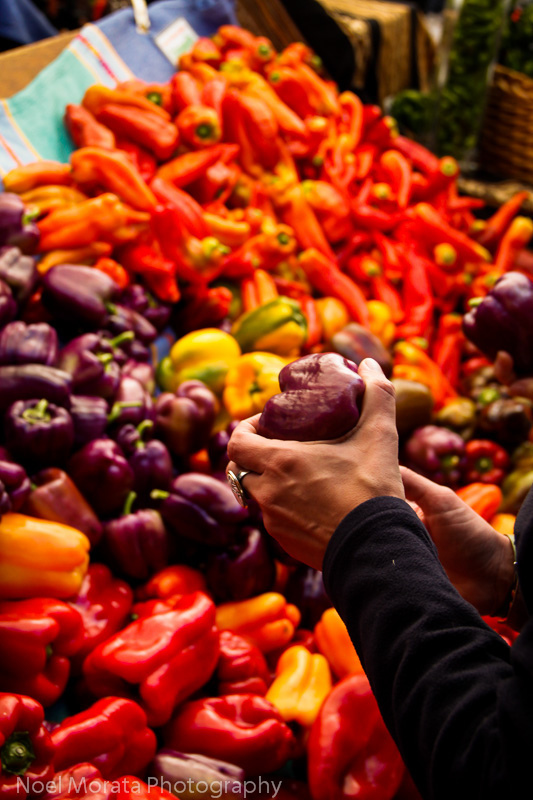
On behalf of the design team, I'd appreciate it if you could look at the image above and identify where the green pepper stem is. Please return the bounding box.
[1,732,36,776]
[97,353,114,365]
[21,398,50,423]
[109,331,135,349]
[468,297,484,308]
[122,491,137,517]
[107,402,143,423]
[150,489,169,501]
[136,419,154,445]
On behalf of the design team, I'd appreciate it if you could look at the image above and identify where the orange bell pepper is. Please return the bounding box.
[455,483,503,521]
[314,608,364,680]
[266,645,332,727]
[70,147,157,211]
[215,592,301,652]
[0,513,90,600]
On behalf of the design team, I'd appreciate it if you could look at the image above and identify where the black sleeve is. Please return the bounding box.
[322,496,533,800]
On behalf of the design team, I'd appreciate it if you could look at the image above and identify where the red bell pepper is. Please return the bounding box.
[0,694,55,800]
[0,598,83,707]
[164,694,295,775]
[308,673,405,800]
[216,630,271,696]
[41,763,109,800]
[83,591,219,726]
[51,697,156,779]
[136,565,207,602]
[68,563,133,671]
[464,440,510,485]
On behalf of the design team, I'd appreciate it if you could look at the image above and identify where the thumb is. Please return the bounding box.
[400,466,449,511]
[357,358,397,436]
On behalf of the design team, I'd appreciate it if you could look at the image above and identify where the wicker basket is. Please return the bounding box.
[479,64,533,186]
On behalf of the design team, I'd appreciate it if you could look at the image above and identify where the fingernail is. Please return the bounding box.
[362,358,382,372]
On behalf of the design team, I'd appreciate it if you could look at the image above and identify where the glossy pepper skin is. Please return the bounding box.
[266,645,332,728]
[223,352,287,420]
[0,598,83,706]
[103,492,169,581]
[160,328,241,396]
[216,630,271,696]
[284,566,332,630]
[83,591,219,727]
[107,375,155,430]
[150,750,245,800]
[464,439,510,485]
[0,247,38,305]
[164,694,295,776]
[50,697,157,779]
[0,281,16,330]
[0,513,90,600]
[0,365,71,413]
[154,380,218,459]
[258,352,365,442]
[0,448,30,513]
[0,194,39,255]
[463,271,533,375]
[69,395,109,448]
[58,332,131,399]
[67,438,134,519]
[314,608,363,680]
[41,265,121,329]
[206,526,276,602]
[392,378,434,440]
[4,399,74,469]
[215,592,301,653]
[68,563,133,671]
[403,424,467,487]
[153,472,248,548]
[231,297,307,358]
[117,421,173,500]
[307,673,405,800]
[0,693,55,800]
[22,467,102,546]
[330,323,393,378]
[0,322,58,367]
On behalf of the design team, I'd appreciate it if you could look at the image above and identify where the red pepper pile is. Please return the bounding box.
[1,22,533,800]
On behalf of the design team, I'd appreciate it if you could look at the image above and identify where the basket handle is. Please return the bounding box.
[131,0,151,33]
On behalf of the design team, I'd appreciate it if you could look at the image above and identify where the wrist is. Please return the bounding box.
[493,534,518,621]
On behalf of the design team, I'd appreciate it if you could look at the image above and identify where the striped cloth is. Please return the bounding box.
[0,0,237,179]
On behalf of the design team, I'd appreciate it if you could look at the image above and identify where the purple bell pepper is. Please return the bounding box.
[0,321,58,367]
[404,424,467,487]
[330,322,393,377]
[106,303,158,345]
[155,380,218,459]
[258,352,365,442]
[4,398,75,469]
[151,472,248,548]
[103,491,169,580]
[0,447,31,513]
[0,193,39,254]
[149,750,245,800]
[0,247,38,305]
[115,420,173,499]
[0,364,71,411]
[207,421,239,474]
[121,283,172,332]
[284,566,332,629]
[107,375,155,429]
[67,437,134,518]
[69,395,109,448]
[58,331,133,399]
[41,264,121,328]
[463,271,533,376]
[206,526,276,602]
[0,279,17,329]
[121,359,156,395]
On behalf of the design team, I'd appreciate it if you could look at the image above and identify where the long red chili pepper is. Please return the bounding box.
[299,248,370,327]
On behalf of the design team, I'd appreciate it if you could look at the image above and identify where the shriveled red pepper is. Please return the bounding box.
[0,694,55,800]
[308,673,405,800]
[150,177,209,239]
[83,591,219,726]
[164,694,295,775]
[464,440,510,485]
[299,248,371,327]
[455,482,503,521]
[65,104,116,150]
[70,147,157,211]
[50,697,156,779]
[175,104,222,149]
[270,184,334,259]
[216,630,271,696]
[155,145,225,187]
[474,191,530,251]
[380,149,412,209]
[119,241,181,303]
[393,135,440,176]
[0,598,83,707]
[407,203,490,264]
[96,105,179,162]
[68,563,133,670]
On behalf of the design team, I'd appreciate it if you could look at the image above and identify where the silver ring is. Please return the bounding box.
[227,469,251,508]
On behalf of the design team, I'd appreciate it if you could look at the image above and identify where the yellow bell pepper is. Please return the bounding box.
[266,645,332,727]
[231,297,308,358]
[215,592,301,653]
[0,513,90,600]
[314,607,365,680]
[223,351,287,420]
[314,297,350,342]
[158,328,241,395]
[367,300,396,348]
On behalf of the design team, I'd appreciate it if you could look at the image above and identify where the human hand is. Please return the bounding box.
[493,350,533,400]
[226,358,405,570]
[401,466,515,616]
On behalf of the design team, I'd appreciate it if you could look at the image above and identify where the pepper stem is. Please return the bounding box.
[107,401,143,423]
[136,419,154,446]
[1,732,36,776]
[21,398,50,423]
[109,331,135,349]
[150,489,169,501]
[122,491,137,517]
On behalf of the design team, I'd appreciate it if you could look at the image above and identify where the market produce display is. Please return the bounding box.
[1,21,533,800]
